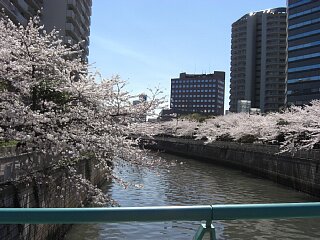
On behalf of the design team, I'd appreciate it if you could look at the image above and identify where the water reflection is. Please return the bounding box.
[66,153,320,239]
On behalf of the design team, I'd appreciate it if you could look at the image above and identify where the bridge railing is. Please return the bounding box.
[1,202,320,240]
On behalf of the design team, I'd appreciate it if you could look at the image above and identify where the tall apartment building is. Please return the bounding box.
[287,0,320,106]
[170,72,225,116]
[229,8,287,113]
[42,0,92,61]
[0,0,92,60]
[0,0,42,26]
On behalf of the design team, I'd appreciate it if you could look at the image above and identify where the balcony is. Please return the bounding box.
[26,0,41,10]
[0,0,14,10]
[67,0,76,7]
[17,0,29,12]
[67,10,75,20]
[65,36,74,46]
[0,1,26,25]
[65,23,82,44]
[66,22,75,32]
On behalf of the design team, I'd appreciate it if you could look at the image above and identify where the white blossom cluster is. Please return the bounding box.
[0,16,164,203]
[133,100,320,153]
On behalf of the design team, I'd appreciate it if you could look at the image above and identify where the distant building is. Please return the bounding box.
[250,108,261,115]
[286,0,320,106]
[0,0,92,61]
[170,72,225,116]
[158,109,176,121]
[133,94,147,122]
[139,94,147,102]
[133,94,147,105]
[237,100,251,113]
[229,8,287,113]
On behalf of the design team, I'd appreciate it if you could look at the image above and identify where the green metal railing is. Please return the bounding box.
[1,202,320,239]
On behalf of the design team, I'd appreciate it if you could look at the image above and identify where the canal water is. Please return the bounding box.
[66,153,320,239]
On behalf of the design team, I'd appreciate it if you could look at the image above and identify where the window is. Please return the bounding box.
[288,64,320,73]
[288,52,320,62]
[288,75,320,83]
[288,5,320,20]
[288,41,320,51]
[288,29,320,40]
[289,18,320,30]
[288,0,311,9]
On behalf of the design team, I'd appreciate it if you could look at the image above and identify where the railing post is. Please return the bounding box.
[193,221,216,240]
[207,221,217,240]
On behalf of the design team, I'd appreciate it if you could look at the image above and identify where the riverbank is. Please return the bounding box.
[142,137,320,198]
[0,154,109,240]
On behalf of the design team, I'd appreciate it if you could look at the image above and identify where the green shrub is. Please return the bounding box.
[0,140,18,147]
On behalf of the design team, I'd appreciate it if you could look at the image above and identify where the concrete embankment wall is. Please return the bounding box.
[0,157,108,240]
[148,137,320,198]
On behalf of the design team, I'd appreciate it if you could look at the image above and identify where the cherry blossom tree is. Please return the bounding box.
[0,15,164,204]
[276,100,320,152]
[135,101,320,153]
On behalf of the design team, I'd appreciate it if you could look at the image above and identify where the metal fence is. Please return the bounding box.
[1,202,320,240]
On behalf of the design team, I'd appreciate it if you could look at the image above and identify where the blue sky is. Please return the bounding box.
[89,0,286,112]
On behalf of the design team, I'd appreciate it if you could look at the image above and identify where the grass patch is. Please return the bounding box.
[0,140,18,147]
